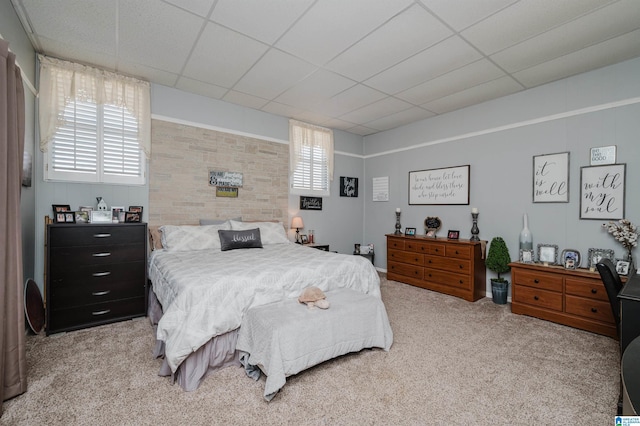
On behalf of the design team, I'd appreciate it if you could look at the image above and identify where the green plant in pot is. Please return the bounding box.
[486,237,511,304]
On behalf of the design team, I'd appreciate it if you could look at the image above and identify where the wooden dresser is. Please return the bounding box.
[46,222,147,335]
[510,262,618,338]
[386,234,486,302]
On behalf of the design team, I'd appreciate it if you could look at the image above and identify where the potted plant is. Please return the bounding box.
[486,237,511,304]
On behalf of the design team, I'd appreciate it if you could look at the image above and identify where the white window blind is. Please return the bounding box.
[39,55,149,185]
[289,120,333,196]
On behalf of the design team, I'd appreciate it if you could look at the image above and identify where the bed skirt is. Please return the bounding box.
[148,285,241,391]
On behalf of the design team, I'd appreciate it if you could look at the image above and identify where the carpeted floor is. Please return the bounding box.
[1,275,619,425]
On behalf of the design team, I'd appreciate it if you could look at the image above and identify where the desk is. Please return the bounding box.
[619,271,640,354]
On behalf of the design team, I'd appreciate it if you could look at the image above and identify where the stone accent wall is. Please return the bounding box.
[149,119,289,226]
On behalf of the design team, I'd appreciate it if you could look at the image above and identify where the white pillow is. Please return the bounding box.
[229,220,289,245]
[160,223,230,251]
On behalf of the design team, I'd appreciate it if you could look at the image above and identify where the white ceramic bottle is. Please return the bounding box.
[519,213,533,250]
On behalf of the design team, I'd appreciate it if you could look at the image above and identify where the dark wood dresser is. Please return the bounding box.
[510,262,618,338]
[46,222,147,335]
[386,234,486,302]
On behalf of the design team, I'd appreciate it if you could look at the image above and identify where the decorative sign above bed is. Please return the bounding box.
[533,152,569,203]
[300,196,322,210]
[209,170,243,187]
[409,165,470,205]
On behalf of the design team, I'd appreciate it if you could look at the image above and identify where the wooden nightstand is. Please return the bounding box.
[355,252,375,264]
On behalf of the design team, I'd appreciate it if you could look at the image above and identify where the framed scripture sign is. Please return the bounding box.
[409,165,469,205]
[533,152,569,203]
[580,164,625,220]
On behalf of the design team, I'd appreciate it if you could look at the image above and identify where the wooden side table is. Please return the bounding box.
[354,252,374,264]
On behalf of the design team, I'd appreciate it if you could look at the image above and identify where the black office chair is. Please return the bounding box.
[596,258,624,337]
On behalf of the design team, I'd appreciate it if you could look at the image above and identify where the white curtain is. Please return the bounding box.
[38,55,151,156]
[289,119,334,180]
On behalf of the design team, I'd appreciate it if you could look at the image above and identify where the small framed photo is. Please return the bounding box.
[519,249,534,263]
[537,244,559,265]
[300,234,309,244]
[64,212,76,224]
[128,205,143,214]
[616,260,631,276]
[447,230,459,240]
[426,230,436,238]
[587,248,615,269]
[52,204,71,219]
[124,211,141,223]
[561,249,581,270]
[354,243,361,254]
[111,206,125,222]
[404,227,416,236]
[75,211,89,223]
[90,210,112,223]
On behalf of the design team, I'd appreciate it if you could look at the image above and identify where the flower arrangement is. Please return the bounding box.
[603,219,639,262]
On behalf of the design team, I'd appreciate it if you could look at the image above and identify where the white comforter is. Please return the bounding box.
[148,243,381,372]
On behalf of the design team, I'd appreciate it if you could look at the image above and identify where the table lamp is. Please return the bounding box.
[291,216,304,244]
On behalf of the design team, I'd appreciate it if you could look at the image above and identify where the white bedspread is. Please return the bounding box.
[148,243,381,372]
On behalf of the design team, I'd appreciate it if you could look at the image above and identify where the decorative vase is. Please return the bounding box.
[519,213,533,251]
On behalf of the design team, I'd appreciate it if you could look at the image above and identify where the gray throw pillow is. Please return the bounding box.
[218,229,263,251]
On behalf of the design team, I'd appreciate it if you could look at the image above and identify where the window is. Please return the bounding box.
[39,55,150,185]
[289,120,333,196]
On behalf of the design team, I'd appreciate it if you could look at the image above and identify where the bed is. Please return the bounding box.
[147,220,385,391]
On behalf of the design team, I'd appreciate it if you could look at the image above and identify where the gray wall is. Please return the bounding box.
[1,2,37,286]
[363,57,640,297]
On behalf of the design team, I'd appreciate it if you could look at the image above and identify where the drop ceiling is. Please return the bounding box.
[10,0,640,136]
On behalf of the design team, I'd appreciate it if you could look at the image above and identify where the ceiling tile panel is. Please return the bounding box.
[339,97,414,124]
[492,0,640,73]
[422,76,522,114]
[21,0,116,54]
[233,49,317,100]
[512,28,640,88]
[275,0,413,65]
[118,61,179,86]
[182,22,269,88]
[36,38,117,70]
[364,107,436,132]
[222,90,270,110]
[326,4,453,81]
[175,77,228,99]
[396,59,507,105]
[314,84,388,117]
[419,0,518,31]
[164,0,216,18]
[274,69,357,110]
[364,36,482,95]
[119,1,205,73]
[462,0,618,55]
[210,0,314,44]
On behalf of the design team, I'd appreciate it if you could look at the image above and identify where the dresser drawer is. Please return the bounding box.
[388,249,423,266]
[49,224,146,247]
[388,262,423,280]
[424,255,470,274]
[565,278,608,302]
[445,245,471,259]
[424,269,470,290]
[565,295,614,323]
[513,286,563,311]
[513,269,563,292]
[49,244,145,268]
[387,238,405,250]
[48,297,146,333]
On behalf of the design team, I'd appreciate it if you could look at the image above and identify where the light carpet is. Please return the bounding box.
[1,275,619,425]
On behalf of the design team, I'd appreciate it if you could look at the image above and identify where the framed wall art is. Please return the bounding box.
[300,196,322,210]
[533,152,569,203]
[340,177,358,197]
[580,164,625,220]
[409,165,469,205]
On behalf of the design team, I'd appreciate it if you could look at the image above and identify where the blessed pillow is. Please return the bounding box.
[160,223,230,252]
[229,220,289,245]
[218,229,263,251]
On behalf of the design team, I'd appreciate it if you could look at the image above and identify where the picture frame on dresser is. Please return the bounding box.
[561,249,581,269]
[616,260,631,276]
[404,227,416,236]
[587,248,615,269]
[519,249,534,263]
[537,244,558,264]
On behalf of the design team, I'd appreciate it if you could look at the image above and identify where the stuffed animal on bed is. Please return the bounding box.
[298,286,330,309]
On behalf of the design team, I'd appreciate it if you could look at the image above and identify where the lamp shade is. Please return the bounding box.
[291,216,304,229]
